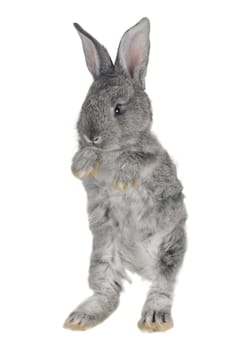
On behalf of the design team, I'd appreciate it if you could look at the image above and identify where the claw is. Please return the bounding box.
[112,181,128,191]
[131,180,138,188]
[112,179,138,191]
[63,321,95,331]
[138,320,173,333]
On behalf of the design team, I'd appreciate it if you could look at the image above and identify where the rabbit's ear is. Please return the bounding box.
[115,18,150,89]
[73,23,113,79]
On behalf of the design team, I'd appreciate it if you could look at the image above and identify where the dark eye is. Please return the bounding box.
[114,104,122,116]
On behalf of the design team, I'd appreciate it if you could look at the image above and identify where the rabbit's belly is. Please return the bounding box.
[107,187,160,277]
[108,188,163,278]
[118,232,163,279]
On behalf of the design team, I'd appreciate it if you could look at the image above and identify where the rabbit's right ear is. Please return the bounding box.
[73,23,113,79]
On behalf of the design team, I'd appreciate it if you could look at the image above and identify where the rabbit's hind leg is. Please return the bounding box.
[64,224,123,331]
[138,222,186,332]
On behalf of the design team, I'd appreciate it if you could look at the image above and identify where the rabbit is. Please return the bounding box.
[64,17,187,333]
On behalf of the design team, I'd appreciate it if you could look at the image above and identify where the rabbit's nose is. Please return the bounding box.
[84,134,102,145]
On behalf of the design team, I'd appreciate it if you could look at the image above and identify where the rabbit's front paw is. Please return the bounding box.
[112,172,138,191]
[112,152,140,191]
[71,148,100,179]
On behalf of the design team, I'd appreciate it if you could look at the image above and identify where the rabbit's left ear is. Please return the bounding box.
[74,23,113,79]
[115,18,150,89]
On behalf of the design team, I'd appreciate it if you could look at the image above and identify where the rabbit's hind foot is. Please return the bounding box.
[137,310,173,333]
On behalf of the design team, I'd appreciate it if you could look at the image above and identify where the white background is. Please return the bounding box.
[0,0,233,349]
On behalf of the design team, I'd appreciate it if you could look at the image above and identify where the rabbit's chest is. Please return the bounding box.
[107,185,155,231]
[92,167,153,227]
[89,153,157,231]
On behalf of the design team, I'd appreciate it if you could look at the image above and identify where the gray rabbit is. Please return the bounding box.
[64,18,187,333]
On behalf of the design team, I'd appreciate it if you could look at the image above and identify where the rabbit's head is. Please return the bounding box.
[74,18,152,150]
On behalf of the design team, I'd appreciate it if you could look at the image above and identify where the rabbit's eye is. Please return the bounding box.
[114,104,122,116]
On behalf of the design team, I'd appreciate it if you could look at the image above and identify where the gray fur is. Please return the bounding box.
[64,18,187,332]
